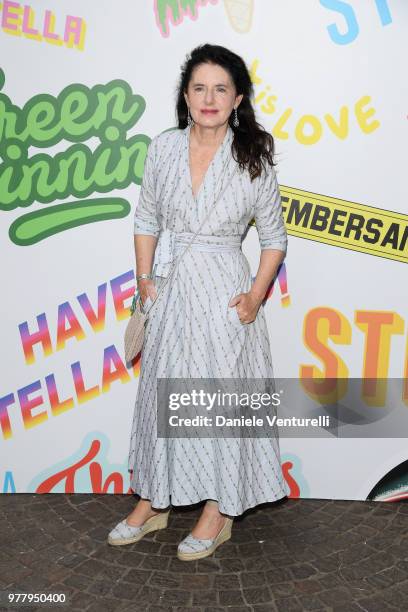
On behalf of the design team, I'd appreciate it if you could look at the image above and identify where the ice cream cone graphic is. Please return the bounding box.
[223,0,254,33]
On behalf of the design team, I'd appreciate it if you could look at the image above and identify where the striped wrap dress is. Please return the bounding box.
[128,122,290,516]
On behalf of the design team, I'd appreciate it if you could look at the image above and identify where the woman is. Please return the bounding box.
[108,44,290,561]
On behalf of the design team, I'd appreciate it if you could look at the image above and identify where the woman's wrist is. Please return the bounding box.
[137,277,155,293]
[136,272,153,281]
[249,286,266,303]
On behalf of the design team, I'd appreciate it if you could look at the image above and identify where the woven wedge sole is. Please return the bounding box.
[108,510,170,546]
[177,517,233,561]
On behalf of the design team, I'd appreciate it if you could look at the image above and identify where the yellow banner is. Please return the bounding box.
[278,186,408,264]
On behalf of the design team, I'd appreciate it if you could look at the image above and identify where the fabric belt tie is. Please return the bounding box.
[152,228,241,278]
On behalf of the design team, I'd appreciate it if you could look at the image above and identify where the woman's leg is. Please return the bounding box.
[190,499,230,539]
[125,497,169,527]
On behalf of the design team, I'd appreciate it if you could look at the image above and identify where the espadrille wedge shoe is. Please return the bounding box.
[177,516,233,561]
[108,510,170,546]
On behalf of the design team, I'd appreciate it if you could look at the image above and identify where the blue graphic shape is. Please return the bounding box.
[375,0,392,25]
[320,0,359,45]
[3,470,16,493]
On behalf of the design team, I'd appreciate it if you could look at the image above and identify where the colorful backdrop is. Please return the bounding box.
[1,0,407,502]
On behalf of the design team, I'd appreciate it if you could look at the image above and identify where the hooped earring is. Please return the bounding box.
[232,107,239,127]
[187,107,194,126]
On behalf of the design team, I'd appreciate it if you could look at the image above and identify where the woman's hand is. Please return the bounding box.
[228,289,265,324]
[138,278,158,306]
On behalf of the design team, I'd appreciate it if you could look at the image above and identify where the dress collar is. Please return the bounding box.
[183,122,234,205]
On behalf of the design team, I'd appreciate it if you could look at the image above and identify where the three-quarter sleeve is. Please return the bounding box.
[253,163,288,255]
[133,137,160,237]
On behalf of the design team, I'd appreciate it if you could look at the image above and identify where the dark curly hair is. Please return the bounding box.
[175,43,276,181]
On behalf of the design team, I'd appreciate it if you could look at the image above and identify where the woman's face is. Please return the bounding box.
[184,62,243,128]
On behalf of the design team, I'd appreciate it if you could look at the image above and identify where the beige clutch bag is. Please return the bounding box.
[124,161,238,362]
[124,292,148,362]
